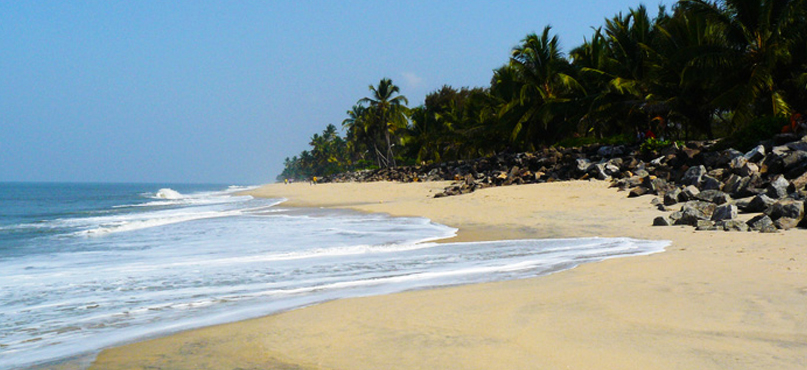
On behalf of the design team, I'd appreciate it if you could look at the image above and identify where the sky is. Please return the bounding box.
[1,0,671,185]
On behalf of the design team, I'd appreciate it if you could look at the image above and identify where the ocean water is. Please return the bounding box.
[0,182,669,369]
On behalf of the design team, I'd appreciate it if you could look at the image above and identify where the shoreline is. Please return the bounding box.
[88,180,807,370]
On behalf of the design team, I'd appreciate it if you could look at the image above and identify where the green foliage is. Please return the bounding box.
[639,137,682,153]
[277,1,807,178]
[717,115,788,151]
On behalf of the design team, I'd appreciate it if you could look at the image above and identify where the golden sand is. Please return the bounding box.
[90,181,807,370]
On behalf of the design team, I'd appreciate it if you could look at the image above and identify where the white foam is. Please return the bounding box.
[153,188,183,200]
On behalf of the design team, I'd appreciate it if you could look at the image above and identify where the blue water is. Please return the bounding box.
[0,182,668,369]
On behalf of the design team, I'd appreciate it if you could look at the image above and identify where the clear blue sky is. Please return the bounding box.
[1,0,670,184]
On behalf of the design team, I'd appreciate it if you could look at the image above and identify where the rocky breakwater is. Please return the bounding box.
[626,134,807,233]
[321,134,807,232]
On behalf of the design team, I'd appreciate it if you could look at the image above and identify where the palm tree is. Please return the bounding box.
[360,78,409,167]
[683,0,806,125]
[506,26,584,149]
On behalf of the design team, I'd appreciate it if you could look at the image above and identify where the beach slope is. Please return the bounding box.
[91,181,807,370]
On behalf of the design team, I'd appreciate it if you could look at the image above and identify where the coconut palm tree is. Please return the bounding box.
[683,0,807,124]
[359,78,409,167]
[507,26,584,149]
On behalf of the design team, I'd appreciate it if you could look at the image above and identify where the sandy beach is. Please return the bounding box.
[89,180,807,370]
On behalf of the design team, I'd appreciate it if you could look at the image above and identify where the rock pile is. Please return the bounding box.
[321,133,807,232]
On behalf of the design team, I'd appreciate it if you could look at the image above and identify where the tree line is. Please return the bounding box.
[278,0,807,181]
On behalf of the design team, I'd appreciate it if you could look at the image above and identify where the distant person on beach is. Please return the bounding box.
[284,179,289,185]
[311,176,318,185]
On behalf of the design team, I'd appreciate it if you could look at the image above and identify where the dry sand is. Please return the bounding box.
[90,181,807,370]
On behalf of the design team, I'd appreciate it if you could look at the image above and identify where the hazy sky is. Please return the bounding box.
[1,0,670,184]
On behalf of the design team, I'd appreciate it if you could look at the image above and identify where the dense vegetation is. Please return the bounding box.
[278,0,807,181]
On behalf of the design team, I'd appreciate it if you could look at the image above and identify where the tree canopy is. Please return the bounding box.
[278,0,807,182]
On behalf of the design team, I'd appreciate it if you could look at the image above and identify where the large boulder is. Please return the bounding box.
[765,199,804,225]
[743,145,766,162]
[711,204,738,221]
[696,190,729,204]
[766,175,791,199]
[745,194,776,213]
[681,165,707,186]
[679,185,701,202]
[747,214,776,232]
[675,200,716,226]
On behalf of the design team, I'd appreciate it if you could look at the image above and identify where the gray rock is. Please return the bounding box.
[774,217,801,230]
[695,220,717,230]
[679,185,701,201]
[675,201,716,226]
[765,199,804,221]
[747,214,774,231]
[739,162,760,177]
[734,196,755,211]
[669,211,683,224]
[760,153,784,175]
[746,194,776,213]
[712,192,732,205]
[696,190,726,203]
[716,149,743,167]
[743,145,765,162]
[782,150,807,172]
[766,175,791,199]
[701,175,723,191]
[712,204,738,221]
[682,165,707,186]
[721,220,749,232]
[664,188,681,206]
[729,156,748,171]
[786,141,807,152]
[597,145,624,158]
[644,177,669,194]
[653,216,671,226]
[628,186,649,197]
[575,158,592,173]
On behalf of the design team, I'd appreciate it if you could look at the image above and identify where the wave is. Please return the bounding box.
[79,209,244,235]
[153,188,184,200]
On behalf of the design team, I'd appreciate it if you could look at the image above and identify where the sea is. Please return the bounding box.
[0,182,669,369]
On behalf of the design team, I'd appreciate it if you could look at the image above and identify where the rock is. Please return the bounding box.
[653,216,671,226]
[679,185,701,201]
[714,149,741,167]
[760,153,784,175]
[765,199,804,221]
[745,194,776,213]
[734,196,755,211]
[643,177,669,194]
[729,156,748,172]
[721,220,749,232]
[669,210,683,223]
[675,201,716,226]
[774,217,801,230]
[743,145,765,162]
[766,175,791,199]
[597,145,624,158]
[628,186,650,197]
[695,189,727,204]
[711,204,738,221]
[700,175,723,191]
[739,162,760,177]
[782,150,807,172]
[747,214,774,231]
[696,220,717,230]
[681,165,707,186]
[664,188,681,206]
[575,158,592,174]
